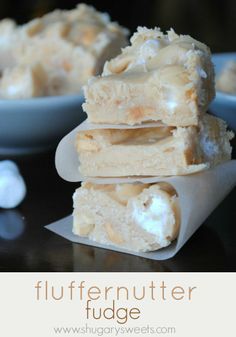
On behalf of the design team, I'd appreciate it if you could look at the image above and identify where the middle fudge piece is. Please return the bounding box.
[76,115,233,177]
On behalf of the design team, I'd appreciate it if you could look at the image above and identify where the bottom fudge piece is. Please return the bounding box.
[73,182,180,252]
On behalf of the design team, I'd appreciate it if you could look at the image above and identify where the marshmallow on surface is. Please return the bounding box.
[0,161,26,209]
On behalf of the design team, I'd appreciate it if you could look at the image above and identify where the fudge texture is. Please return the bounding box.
[73,182,180,252]
[0,63,46,99]
[0,4,128,98]
[76,114,233,177]
[83,27,215,126]
[216,60,236,94]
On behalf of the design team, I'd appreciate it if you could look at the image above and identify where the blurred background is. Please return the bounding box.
[0,0,235,53]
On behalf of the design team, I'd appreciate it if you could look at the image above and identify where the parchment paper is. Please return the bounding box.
[47,160,236,260]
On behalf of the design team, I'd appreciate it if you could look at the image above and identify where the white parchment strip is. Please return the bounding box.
[55,119,169,182]
[46,160,236,260]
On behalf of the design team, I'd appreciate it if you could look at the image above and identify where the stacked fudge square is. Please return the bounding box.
[72,27,233,252]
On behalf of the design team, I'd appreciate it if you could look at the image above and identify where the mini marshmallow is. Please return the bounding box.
[0,160,26,209]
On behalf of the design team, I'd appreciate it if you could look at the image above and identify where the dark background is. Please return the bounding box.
[0,0,236,53]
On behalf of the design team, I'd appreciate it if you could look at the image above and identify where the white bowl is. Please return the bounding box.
[209,52,236,132]
[0,94,86,155]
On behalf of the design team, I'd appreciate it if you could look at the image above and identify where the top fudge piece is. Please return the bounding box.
[83,27,215,126]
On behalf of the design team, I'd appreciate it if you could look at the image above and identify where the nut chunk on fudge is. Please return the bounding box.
[73,182,180,252]
[76,115,233,177]
[83,27,215,126]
